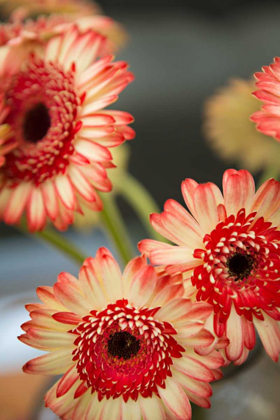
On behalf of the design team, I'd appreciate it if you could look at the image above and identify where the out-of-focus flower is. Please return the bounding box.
[74,143,130,230]
[0,0,127,54]
[19,248,225,420]
[0,26,135,232]
[0,0,100,19]
[139,169,280,365]
[251,57,280,142]
[204,79,280,172]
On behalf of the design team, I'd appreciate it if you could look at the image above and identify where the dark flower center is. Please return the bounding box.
[227,252,254,281]
[23,102,51,143]
[107,331,140,360]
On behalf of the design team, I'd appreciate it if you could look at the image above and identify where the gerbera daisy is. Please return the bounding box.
[0,25,135,232]
[251,57,280,141]
[19,248,225,420]
[204,79,280,172]
[139,169,280,364]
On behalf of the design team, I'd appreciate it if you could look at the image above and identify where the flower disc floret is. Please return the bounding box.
[72,298,184,401]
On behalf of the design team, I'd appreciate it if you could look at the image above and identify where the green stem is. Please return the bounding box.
[100,193,134,265]
[19,223,87,265]
[258,165,280,188]
[116,173,165,242]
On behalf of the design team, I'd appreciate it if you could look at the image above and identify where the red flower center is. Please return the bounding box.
[2,55,82,185]
[192,209,280,323]
[72,299,184,402]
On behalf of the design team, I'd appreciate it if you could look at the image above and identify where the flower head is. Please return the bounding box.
[204,79,280,172]
[0,26,134,231]
[251,57,280,141]
[19,248,225,420]
[139,170,280,364]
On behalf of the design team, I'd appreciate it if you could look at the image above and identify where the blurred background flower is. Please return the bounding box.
[0,0,101,19]
[0,0,127,53]
[204,79,280,174]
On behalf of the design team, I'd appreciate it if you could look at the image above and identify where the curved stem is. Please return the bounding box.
[116,173,166,242]
[100,193,134,265]
[19,223,87,265]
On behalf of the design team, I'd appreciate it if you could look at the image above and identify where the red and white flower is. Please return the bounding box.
[139,170,280,364]
[0,25,134,231]
[19,248,225,420]
[251,57,280,141]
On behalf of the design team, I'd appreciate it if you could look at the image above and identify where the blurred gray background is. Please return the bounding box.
[1,1,280,419]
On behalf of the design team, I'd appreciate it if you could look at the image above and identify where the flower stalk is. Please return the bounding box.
[116,173,167,242]
[20,222,87,265]
[100,193,134,265]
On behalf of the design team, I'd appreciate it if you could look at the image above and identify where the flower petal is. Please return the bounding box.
[225,306,243,361]
[139,395,165,420]
[223,169,255,215]
[23,348,74,375]
[193,182,224,233]
[99,252,124,302]
[254,313,280,362]
[158,377,192,420]
[128,265,157,308]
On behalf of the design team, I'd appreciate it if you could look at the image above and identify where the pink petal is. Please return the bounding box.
[172,370,212,398]
[53,283,93,317]
[252,178,280,220]
[26,187,46,232]
[156,298,192,323]
[23,348,73,375]
[193,183,224,234]
[254,313,280,362]
[181,178,199,218]
[122,256,147,297]
[158,378,192,420]
[54,175,76,210]
[225,306,243,361]
[99,253,124,302]
[223,169,255,216]
[56,365,79,397]
[78,265,107,310]
[75,139,112,162]
[139,395,165,420]
[128,265,157,308]
[41,180,59,220]
[4,182,32,224]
